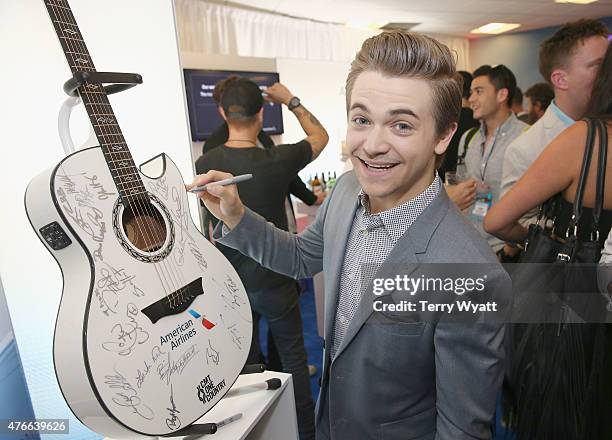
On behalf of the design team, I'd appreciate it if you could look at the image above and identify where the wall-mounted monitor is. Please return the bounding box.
[183,69,284,141]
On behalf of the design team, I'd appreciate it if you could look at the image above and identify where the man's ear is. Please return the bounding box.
[550,69,568,91]
[219,107,228,122]
[434,122,458,155]
[497,88,509,106]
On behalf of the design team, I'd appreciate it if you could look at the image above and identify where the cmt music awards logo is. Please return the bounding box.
[196,374,226,404]
[188,309,215,329]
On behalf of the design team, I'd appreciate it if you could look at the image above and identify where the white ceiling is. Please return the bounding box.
[223,0,612,37]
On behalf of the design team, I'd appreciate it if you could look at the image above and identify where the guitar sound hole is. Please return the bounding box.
[122,201,167,252]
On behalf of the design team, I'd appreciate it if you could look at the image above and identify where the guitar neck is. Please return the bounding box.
[43,0,147,202]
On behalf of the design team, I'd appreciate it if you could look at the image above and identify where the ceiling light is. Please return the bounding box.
[470,23,521,34]
[555,0,598,4]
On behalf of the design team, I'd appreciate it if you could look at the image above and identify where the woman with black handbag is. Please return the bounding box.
[484,44,612,440]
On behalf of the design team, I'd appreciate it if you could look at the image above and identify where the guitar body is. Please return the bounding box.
[25,148,252,438]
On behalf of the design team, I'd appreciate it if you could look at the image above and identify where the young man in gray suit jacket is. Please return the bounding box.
[191,31,511,440]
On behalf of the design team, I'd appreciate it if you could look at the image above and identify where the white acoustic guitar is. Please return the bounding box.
[24,1,252,437]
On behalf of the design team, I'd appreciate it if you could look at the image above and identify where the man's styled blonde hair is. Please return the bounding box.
[346,31,461,141]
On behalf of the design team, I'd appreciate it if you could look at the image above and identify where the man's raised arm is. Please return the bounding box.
[265,83,329,160]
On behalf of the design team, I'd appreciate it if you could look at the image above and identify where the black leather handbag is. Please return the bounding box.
[504,117,609,440]
[510,117,608,324]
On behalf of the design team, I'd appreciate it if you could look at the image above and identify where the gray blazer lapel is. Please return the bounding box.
[332,188,451,362]
[323,175,361,343]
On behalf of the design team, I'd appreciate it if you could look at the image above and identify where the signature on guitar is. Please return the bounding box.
[102,303,149,356]
[104,368,154,421]
[165,384,182,431]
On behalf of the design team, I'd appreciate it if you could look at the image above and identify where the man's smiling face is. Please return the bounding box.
[347,70,453,213]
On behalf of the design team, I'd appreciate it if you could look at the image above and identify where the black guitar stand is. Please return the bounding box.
[161,364,281,437]
[63,71,143,97]
[58,71,143,156]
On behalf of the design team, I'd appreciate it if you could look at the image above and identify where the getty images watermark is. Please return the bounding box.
[361,263,512,325]
[363,263,612,324]
[372,274,499,314]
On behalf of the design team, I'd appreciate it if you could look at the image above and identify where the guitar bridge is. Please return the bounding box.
[141,278,204,324]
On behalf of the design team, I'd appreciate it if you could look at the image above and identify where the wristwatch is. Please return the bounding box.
[288,96,301,111]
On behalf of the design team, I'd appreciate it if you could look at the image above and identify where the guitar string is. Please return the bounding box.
[48,1,174,303]
[49,1,183,309]
[54,0,193,310]
[60,1,191,307]
[71,28,189,306]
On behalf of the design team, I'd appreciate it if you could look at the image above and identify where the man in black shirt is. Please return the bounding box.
[198,78,328,440]
[198,76,323,231]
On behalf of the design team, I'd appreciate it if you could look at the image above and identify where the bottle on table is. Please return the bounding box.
[326,172,336,190]
[311,174,323,195]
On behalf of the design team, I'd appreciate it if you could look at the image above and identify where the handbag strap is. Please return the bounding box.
[567,117,597,237]
[590,118,608,241]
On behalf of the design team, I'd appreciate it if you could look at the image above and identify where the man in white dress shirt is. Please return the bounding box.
[497,19,608,261]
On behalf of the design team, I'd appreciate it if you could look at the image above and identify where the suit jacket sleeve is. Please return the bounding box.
[434,270,507,440]
[212,188,332,278]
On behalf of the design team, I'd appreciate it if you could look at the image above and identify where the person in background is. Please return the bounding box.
[484,43,612,439]
[597,226,612,323]
[441,71,479,212]
[511,87,530,124]
[192,30,509,440]
[459,64,528,252]
[524,82,554,125]
[200,76,324,214]
[198,78,329,440]
[439,70,478,179]
[497,19,608,262]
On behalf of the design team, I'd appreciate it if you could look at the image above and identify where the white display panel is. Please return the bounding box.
[0,1,195,438]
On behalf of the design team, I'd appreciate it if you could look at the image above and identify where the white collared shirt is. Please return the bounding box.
[500,101,574,224]
[330,175,441,359]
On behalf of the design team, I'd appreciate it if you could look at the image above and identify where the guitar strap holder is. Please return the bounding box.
[63,71,143,97]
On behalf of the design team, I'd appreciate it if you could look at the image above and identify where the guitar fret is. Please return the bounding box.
[116,181,145,189]
[53,20,79,27]
[105,158,133,164]
[93,123,120,128]
[112,165,139,172]
[46,2,72,10]
[106,157,136,165]
[114,172,143,180]
[65,50,89,56]
[122,190,148,198]
[61,37,85,43]
[115,176,142,183]
[84,102,112,107]
[106,158,135,166]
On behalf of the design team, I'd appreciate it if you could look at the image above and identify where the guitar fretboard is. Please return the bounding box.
[43,0,147,202]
